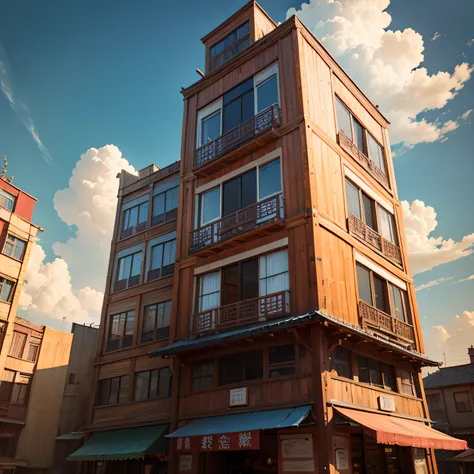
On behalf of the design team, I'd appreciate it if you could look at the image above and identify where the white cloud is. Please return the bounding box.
[20,145,136,325]
[286,0,473,147]
[402,200,474,275]
[431,32,441,42]
[457,274,474,284]
[461,109,473,120]
[424,310,474,366]
[467,39,474,48]
[415,277,453,292]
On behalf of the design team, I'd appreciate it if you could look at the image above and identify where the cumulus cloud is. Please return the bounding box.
[467,39,474,48]
[20,145,136,324]
[286,0,473,147]
[415,277,453,292]
[424,311,474,366]
[402,200,474,275]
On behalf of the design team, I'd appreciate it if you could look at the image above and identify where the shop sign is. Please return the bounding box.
[282,460,315,472]
[179,454,192,472]
[229,387,248,407]
[176,430,260,452]
[378,395,396,412]
[333,435,350,472]
[281,435,313,458]
[413,448,428,474]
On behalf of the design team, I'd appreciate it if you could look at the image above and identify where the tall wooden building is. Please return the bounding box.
[76,2,467,474]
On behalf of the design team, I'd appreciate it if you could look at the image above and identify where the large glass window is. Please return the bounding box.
[209,22,250,70]
[333,346,352,379]
[201,111,221,144]
[200,187,221,226]
[141,301,172,343]
[389,284,408,322]
[198,271,221,312]
[356,264,372,306]
[223,78,254,133]
[152,186,179,226]
[116,251,142,290]
[378,206,398,244]
[0,277,14,302]
[0,188,15,211]
[218,350,263,386]
[191,360,214,391]
[259,158,281,199]
[256,75,278,113]
[106,310,135,352]
[134,367,171,401]
[222,258,259,306]
[122,201,148,237]
[223,169,257,217]
[269,345,295,378]
[97,375,130,406]
[259,249,289,296]
[357,356,395,391]
[345,180,362,220]
[368,133,386,173]
[148,239,176,281]
[335,98,352,139]
[3,235,26,261]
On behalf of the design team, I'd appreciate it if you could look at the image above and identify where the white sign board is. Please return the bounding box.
[282,460,315,472]
[378,395,396,412]
[281,435,313,458]
[179,454,192,472]
[229,387,248,407]
[335,449,349,470]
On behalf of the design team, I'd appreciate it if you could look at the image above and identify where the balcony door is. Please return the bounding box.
[222,258,259,306]
[222,169,257,217]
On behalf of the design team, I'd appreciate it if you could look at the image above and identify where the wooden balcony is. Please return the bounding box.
[338,129,390,191]
[194,104,281,175]
[189,194,284,255]
[209,34,251,72]
[359,300,414,344]
[348,214,402,266]
[193,290,290,335]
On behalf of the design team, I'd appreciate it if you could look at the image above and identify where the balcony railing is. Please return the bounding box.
[348,214,402,266]
[338,129,390,190]
[193,290,290,335]
[209,34,251,72]
[359,300,414,343]
[189,194,283,254]
[194,104,281,170]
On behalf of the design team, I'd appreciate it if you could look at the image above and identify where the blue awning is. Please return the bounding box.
[168,406,312,438]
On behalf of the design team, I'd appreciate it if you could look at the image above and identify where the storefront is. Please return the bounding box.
[68,425,168,474]
[169,406,315,474]
[332,406,468,474]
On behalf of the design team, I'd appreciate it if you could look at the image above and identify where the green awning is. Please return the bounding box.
[68,425,168,462]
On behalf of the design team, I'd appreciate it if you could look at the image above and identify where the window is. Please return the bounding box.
[134,367,172,401]
[197,158,282,227]
[356,263,409,323]
[3,235,26,261]
[9,331,27,358]
[0,188,15,211]
[192,360,214,391]
[454,391,472,413]
[0,370,14,402]
[269,345,295,378]
[332,346,352,379]
[97,375,130,406]
[223,78,254,134]
[115,251,142,290]
[209,22,250,71]
[148,239,176,281]
[106,310,135,352]
[11,374,30,405]
[256,74,279,113]
[336,97,386,173]
[357,356,396,391]
[198,271,221,312]
[141,300,172,343]
[26,338,41,362]
[222,258,259,306]
[426,393,443,411]
[121,201,148,238]
[152,186,179,226]
[377,206,398,245]
[259,249,289,296]
[219,350,263,386]
[68,373,76,385]
[400,370,418,397]
[0,277,14,302]
[201,110,221,145]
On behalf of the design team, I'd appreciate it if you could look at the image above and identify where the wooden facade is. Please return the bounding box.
[86,2,444,474]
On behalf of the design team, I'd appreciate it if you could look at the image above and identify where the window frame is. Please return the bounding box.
[426,393,443,411]
[357,355,396,392]
[332,345,353,379]
[209,21,250,60]
[399,370,418,397]
[152,185,179,227]
[3,234,27,261]
[453,391,472,413]
[134,367,172,401]
[9,331,27,359]
[0,188,16,212]
[97,375,130,406]
[191,359,215,392]
[147,238,176,281]
[121,201,149,237]
[141,300,172,344]
[115,250,143,290]
[268,344,296,379]
[106,310,135,353]
[218,349,264,387]
[0,277,15,303]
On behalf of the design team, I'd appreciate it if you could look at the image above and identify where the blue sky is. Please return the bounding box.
[0,0,473,363]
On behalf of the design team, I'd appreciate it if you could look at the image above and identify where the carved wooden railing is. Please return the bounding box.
[359,300,414,343]
[190,194,283,254]
[195,104,281,169]
[209,34,251,72]
[348,214,402,266]
[194,290,290,335]
[338,129,390,189]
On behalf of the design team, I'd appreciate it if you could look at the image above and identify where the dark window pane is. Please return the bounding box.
[353,119,366,153]
[98,379,111,406]
[238,22,249,38]
[152,194,165,225]
[241,169,257,209]
[224,78,254,105]
[369,359,382,387]
[241,90,254,123]
[356,264,372,305]
[345,180,361,219]
[223,99,241,133]
[109,377,120,404]
[333,346,352,379]
[269,345,295,378]
[381,363,395,391]
[150,369,159,399]
[373,276,387,313]
[201,111,221,144]
[362,194,375,230]
[219,354,243,386]
[259,159,281,199]
[158,368,171,398]
[244,351,263,381]
[223,176,240,216]
[118,376,130,404]
[151,245,163,271]
[135,372,150,401]
[357,356,370,384]
[165,187,179,214]
[257,75,278,113]
[138,202,148,224]
[336,98,352,139]
[241,258,259,301]
[222,264,240,306]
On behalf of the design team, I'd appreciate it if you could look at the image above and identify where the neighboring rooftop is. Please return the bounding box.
[424,363,474,389]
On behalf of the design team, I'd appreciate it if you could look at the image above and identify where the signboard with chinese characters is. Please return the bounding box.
[333,435,350,473]
[229,387,248,407]
[412,448,428,474]
[378,395,396,412]
[175,430,260,452]
[281,435,313,458]
[178,454,192,472]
